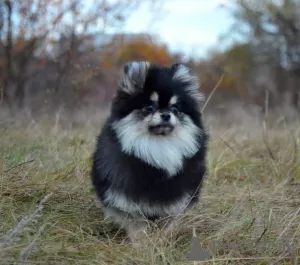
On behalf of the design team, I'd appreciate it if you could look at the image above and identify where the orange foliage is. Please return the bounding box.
[15,38,25,51]
[102,35,174,68]
[190,43,252,99]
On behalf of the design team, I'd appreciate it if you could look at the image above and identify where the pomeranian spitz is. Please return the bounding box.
[91,61,209,243]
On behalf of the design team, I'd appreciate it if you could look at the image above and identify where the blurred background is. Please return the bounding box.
[0,0,299,127]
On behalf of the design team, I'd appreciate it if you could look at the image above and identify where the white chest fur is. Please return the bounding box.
[112,112,201,177]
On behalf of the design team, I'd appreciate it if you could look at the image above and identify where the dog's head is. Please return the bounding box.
[111,61,205,135]
[109,61,206,175]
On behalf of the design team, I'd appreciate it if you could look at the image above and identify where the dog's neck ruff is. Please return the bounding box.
[112,112,201,177]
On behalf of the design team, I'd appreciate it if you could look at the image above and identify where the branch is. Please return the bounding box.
[201,74,225,113]
[4,0,13,79]
[4,158,36,173]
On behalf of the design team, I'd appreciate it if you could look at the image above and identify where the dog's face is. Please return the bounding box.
[141,90,178,136]
[111,62,204,135]
[109,61,205,176]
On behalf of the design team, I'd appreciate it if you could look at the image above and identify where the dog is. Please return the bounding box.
[91,61,209,243]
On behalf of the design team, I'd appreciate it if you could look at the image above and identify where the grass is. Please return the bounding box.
[0,115,299,265]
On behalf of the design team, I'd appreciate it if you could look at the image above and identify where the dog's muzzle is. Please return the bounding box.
[148,112,174,135]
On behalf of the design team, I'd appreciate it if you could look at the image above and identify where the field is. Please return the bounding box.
[0,110,299,265]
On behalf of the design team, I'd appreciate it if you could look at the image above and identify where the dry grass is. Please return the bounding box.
[0,111,299,265]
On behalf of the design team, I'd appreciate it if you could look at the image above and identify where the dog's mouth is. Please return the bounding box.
[148,123,174,135]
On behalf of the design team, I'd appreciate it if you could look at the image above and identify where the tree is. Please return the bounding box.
[0,0,160,109]
[224,0,300,110]
[186,43,253,104]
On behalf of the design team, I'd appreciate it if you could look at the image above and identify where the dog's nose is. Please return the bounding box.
[161,112,171,122]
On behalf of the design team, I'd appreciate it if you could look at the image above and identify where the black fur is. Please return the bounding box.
[91,63,209,221]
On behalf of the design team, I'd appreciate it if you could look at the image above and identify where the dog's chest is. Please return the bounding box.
[121,134,199,177]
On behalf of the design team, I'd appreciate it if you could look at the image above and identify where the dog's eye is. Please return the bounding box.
[169,105,179,114]
[145,103,156,113]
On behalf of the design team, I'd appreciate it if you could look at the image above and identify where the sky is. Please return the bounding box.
[122,0,236,59]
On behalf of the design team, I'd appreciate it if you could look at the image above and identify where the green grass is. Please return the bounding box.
[0,120,299,265]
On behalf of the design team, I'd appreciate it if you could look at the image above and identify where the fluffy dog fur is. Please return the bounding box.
[91,61,209,242]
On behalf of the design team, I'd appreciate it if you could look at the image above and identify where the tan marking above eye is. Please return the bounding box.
[169,96,178,105]
[150,92,159,102]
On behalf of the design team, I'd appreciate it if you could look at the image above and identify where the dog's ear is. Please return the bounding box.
[171,63,205,103]
[118,61,150,94]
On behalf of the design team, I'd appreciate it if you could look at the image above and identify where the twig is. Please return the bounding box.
[193,227,196,237]
[283,117,298,165]
[0,193,52,249]
[264,87,269,119]
[219,136,237,154]
[4,158,36,173]
[54,164,77,181]
[0,86,3,104]
[18,224,46,265]
[262,120,276,161]
[255,227,268,245]
[191,256,299,263]
[201,73,225,113]
[276,207,300,243]
[290,129,298,165]
[246,217,256,232]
